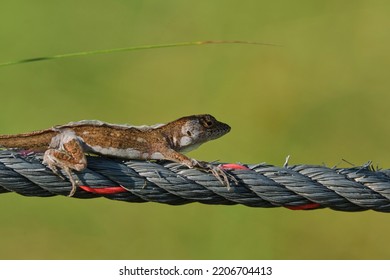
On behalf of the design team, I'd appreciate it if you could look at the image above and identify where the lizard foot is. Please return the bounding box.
[194,160,238,190]
[62,167,78,197]
[43,156,79,197]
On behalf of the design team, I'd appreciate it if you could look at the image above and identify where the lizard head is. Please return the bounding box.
[170,114,231,153]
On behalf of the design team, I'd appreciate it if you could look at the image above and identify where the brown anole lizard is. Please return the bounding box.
[0,114,231,196]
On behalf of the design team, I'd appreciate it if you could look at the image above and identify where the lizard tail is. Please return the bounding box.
[0,130,56,151]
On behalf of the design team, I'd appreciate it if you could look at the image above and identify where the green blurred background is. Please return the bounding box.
[1,0,390,259]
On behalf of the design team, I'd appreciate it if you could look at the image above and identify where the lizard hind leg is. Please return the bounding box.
[42,130,87,196]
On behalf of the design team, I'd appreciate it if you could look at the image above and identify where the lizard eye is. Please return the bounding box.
[202,116,214,128]
[203,120,214,128]
[186,131,192,137]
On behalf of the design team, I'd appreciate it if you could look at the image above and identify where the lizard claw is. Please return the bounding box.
[63,167,78,197]
[194,160,238,191]
[45,163,78,197]
[43,154,78,196]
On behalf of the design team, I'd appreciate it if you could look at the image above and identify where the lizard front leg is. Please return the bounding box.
[43,130,87,196]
